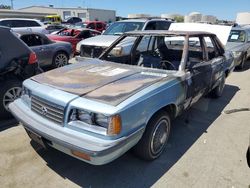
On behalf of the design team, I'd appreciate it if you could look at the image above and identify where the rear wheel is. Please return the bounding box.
[133,111,171,160]
[52,52,69,68]
[0,79,22,119]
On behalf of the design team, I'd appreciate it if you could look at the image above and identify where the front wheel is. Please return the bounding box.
[0,79,22,119]
[238,54,246,70]
[210,73,225,98]
[52,52,69,68]
[133,111,171,160]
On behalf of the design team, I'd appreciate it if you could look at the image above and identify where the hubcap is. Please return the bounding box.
[150,119,170,155]
[3,87,22,111]
[55,54,68,67]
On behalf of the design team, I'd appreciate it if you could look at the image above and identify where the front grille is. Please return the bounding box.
[80,45,105,58]
[31,95,64,125]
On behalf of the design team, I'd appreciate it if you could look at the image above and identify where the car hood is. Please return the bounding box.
[169,23,232,46]
[32,59,173,106]
[225,42,244,51]
[78,35,120,47]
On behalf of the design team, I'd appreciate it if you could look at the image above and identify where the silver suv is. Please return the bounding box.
[225,26,250,69]
[76,19,172,58]
[0,18,48,34]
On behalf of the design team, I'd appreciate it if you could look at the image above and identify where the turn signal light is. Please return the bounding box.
[71,150,91,161]
[107,115,122,136]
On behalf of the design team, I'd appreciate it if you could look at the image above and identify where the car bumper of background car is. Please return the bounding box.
[9,99,144,165]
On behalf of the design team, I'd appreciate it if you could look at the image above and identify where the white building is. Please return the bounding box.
[161,13,183,20]
[201,15,217,24]
[184,12,217,24]
[236,12,250,25]
[19,6,116,22]
[127,14,151,19]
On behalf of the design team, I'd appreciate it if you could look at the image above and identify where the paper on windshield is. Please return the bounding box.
[169,23,232,46]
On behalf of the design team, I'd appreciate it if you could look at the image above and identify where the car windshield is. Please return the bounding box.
[228,30,246,42]
[103,22,144,35]
[101,35,185,71]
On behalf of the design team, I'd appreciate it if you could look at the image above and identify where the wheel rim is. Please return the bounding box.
[55,53,68,67]
[150,119,170,156]
[3,87,22,111]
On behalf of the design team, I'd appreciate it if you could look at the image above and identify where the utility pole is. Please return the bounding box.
[10,0,14,9]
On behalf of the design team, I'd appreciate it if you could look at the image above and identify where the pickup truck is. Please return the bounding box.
[9,30,234,165]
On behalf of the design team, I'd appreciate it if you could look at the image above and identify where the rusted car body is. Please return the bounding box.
[9,31,234,165]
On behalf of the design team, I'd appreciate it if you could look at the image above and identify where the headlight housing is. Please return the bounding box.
[69,109,122,136]
[232,51,243,58]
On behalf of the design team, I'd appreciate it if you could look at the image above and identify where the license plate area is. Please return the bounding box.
[25,128,47,148]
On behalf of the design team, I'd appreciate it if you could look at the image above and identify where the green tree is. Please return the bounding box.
[0,4,11,9]
[174,16,184,23]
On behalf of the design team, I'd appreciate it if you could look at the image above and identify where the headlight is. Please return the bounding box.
[69,109,122,135]
[70,109,94,125]
[232,51,242,58]
[22,86,31,97]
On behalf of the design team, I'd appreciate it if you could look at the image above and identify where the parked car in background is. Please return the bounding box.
[74,21,106,32]
[76,19,173,58]
[0,26,38,119]
[41,15,62,25]
[9,30,233,165]
[226,27,250,69]
[0,18,48,34]
[45,24,66,34]
[48,28,100,54]
[17,31,72,68]
[62,17,82,25]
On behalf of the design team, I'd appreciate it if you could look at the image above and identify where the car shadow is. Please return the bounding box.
[30,84,239,188]
[0,118,18,132]
[234,59,250,72]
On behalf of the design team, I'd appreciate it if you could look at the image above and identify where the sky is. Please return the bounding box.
[1,0,250,20]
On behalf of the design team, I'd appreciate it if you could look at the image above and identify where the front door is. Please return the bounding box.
[185,36,213,106]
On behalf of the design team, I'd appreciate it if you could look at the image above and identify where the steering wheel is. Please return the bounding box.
[161,60,176,70]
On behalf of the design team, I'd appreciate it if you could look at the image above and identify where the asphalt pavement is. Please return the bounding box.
[0,61,250,188]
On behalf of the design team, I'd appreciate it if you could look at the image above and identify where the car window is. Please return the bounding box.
[0,20,12,27]
[187,37,205,68]
[87,23,95,29]
[204,36,219,60]
[96,23,103,29]
[228,30,246,43]
[104,37,136,64]
[156,21,171,30]
[20,34,43,46]
[103,22,144,35]
[145,22,157,30]
[77,30,91,39]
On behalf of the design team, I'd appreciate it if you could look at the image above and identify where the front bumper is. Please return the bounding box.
[9,99,144,165]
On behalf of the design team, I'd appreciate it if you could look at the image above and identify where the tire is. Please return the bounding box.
[0,79,22,119]
[133,111,171,160]
[238,54,246,70]
[52,52,69,68]
[210,73,225,98]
